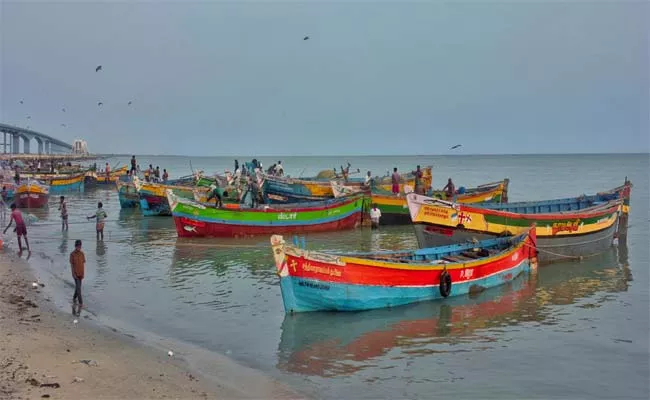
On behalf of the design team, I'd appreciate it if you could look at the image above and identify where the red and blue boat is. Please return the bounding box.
[270,226,538,313]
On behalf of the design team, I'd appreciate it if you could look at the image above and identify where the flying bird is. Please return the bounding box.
[19,100,24,104]
[450,144,462,150]
[95,65,102,72]
[61,123,66,127]
[97,102,103,107]
[26,116,31,119]
[303,36,309,40]
[127,101,132,105]
[62,107,66,112]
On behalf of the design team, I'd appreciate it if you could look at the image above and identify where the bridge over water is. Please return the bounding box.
[0,123,73,154]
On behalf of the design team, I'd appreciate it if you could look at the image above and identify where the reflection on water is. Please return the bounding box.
[277,244,631,378]
[19,154,648,400]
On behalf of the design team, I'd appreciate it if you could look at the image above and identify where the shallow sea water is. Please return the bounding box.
[11,154,649,399]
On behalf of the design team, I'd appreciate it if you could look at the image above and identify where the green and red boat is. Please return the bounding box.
[167,190,364,238]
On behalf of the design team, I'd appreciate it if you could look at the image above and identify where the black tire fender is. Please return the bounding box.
[439,270,452,298]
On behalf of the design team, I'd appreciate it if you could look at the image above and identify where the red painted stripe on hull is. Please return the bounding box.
[16,194,49,208]
[285,243,533,287]
[173,212,362,238]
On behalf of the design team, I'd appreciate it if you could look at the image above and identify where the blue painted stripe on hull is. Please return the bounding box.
[171,207,362,227]
[49,181,85,193]
[118,195,139,208]
[279,260,531,312]
[139,198,171,216]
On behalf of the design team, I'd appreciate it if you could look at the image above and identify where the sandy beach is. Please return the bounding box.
[0,252,302,400]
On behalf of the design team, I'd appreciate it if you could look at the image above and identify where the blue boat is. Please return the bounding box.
[270,227,538,313]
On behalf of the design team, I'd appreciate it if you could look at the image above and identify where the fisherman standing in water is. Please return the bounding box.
[59,196,68,231]
[369,203,382,229]
[3,204,30,255]
[87,202,108,241]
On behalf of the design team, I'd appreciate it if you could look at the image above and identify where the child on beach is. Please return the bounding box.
[87,202,108,241]
[70,239,85,316]
[58,196,68,231]
[3,204,30,254]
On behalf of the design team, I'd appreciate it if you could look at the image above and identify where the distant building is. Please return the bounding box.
[72,139,89,154]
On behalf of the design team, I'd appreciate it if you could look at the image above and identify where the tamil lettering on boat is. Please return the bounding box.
[422,205,452,220]
[278,212,298,220]
[302,261,342,277]
[551,219,581,235]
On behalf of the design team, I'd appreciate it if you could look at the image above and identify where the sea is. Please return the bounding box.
[8,153,649,399]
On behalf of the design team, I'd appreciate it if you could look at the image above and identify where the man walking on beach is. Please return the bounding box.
[87,202,108,241]
[70,239,85,316]
[59,196,68,231]
[3,204,30,255]
[391,167,400,196]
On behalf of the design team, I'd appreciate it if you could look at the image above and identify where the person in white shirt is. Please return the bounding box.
[364,171,372,186]
[274,161,284,176]
[369,204,381,229]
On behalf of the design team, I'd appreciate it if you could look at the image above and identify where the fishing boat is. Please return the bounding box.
[15,180,50,208]
[169,190,364,238]
[277,245,627,377]
[115,178,139,208]
[332,179,510,225]
[20,171,86,193]
[132,176,197,216]
[95,165,129,185]
[270,227,537,312]
[406,181,631,263]
[263,166,433,203]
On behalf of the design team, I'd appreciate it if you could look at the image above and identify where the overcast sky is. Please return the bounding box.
[1,1,648,156]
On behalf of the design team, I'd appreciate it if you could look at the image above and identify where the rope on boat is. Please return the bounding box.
[523,240,614,261]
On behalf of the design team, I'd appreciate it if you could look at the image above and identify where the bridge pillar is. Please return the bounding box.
[36,138,44,154]
[12,134,20,154]
[44,140,51,154]
[23,136,31,154]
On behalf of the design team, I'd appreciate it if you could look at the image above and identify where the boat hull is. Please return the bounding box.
[170,191,365,238]
[173,211,362,238]
[271,229,536,313]
[139,194,171,216]
[413,220,617,264]
[367,179,508,226]
[16,192,49,208]
[49,176,85,193]
[279,259,531,312]
[116,181,139,208]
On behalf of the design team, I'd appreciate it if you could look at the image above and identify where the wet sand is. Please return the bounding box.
[0,253,303,399]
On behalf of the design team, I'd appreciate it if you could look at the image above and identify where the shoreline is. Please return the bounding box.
[0,251,304,399]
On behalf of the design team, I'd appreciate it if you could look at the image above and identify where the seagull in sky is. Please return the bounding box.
[303,36,309,40]
[450,144,462,150]
[128,101,132,105]
[95,65,102,72]
[19,100,24,104]
[97,102,103,107]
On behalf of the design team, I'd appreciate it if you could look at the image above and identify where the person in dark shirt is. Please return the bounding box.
[413,165,423,194]
[130,156,137,174]
[443,178,456,200]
